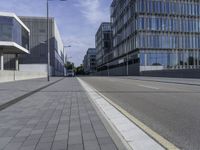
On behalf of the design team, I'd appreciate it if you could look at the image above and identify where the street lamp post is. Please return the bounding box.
[126,41,129,76]
[47,0,50,81]
[63,45,71,64]
[126,53,129,76]
[63,45,71,76]
[46,0,67,81]
[107,62,110,76]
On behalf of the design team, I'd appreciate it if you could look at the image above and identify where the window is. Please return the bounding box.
[140,52,145,66]
[166,1,170,14]
[151,17,156,30]
[0,17,13,41]
[189,50,194,66]
[0,16,29,50]
[39,29,45,33]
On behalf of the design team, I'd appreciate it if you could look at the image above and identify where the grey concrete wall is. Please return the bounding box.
[0,71,47,83]
[140,69,200,78]
[19,17,64,76]
[93,63,140,76]
[0,71,14,82]
[19,64,47,72]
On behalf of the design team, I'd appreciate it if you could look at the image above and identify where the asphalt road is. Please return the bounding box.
[80,77,200,150]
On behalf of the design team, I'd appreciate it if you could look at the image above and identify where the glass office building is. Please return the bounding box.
[0,12,30,70]
[95,22,112,71]
[19,17,65,76]
[0,16,29,51]
[110,0,200,74]
[83,48,96,74]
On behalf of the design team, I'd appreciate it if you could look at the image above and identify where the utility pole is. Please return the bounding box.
[47,0,50,81]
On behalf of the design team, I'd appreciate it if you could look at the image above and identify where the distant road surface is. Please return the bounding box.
[80,76,200,150]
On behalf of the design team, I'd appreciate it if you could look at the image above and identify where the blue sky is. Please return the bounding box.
[0,0,112,66]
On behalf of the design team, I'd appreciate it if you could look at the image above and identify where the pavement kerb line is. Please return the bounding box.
[78,78,180,150]
[123,77,200,87]
[94,89,179,150]
[0,77,65,111]
[78,78,132,150]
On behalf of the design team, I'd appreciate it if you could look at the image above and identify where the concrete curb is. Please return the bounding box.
[87,93,132,150]
[78,78,131,150]
[78,78,180,150]
[123,77,200,87]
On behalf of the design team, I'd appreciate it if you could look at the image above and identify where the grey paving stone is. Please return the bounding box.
[54,134,68,141]
[19,146,36,150]
[0,78,117,150]
[0,78,61,109]
[95,129,110,138]
[0,129,9,136]
[39,136,55,143]
[41,131,56,138]
[30,130,43,135]
[10,137,27,143]
[69,126,81,132]
[82,125,94,133]
[68,135,82,145]
[3,142,22,150]
[2,129,19,137]
[26,134,41,140]
[84,140,100,150]
[56,129,68,135]
[68,144,83,150]
[0,137,12,149]
[35,142,52,150]
[83,132,96,141]
[22,139,39,147]
[51,140,67,150]
[100,143,117,150]
[98,137,114,145]
[69,130,81,136]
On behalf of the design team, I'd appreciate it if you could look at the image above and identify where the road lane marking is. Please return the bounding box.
[78,78,179,150]
[138,84,160,90]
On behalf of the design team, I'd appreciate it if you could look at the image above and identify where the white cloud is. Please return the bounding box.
[62,35,95,66]
[0,0,45,17]
[63,35,94,50]
[0,0,111,66]
[76,0,109,25]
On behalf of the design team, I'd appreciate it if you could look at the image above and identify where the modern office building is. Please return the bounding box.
[18,16,64,76]
[101,0,200,76]
[95,22,112,72]
[0,12,30,71]
[83,48,96,75]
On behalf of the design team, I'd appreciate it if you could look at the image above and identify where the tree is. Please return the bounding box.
[75,64,85,75]
[65,61,75,70]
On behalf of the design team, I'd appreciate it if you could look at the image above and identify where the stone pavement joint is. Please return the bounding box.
[0,78,117,150]
[0,78,63,109]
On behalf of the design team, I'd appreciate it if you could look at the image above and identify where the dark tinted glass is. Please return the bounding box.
[0,16,29,51]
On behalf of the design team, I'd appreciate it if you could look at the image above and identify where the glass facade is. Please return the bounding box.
[0,16,29,50]
[137,33,200,49]
[110,0,200,72]
[135,0,200,70]
[140,50,200,70]
[95,23,112,69]
[83,48,96,74]
[136,0,200,16]
[137,16,200,33]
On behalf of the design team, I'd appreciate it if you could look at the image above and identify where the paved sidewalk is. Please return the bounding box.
[0,78,62,106]
[0,78,117,150]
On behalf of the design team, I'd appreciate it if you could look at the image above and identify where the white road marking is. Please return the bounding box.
[138,84,160,90]
[78,78,165,150]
